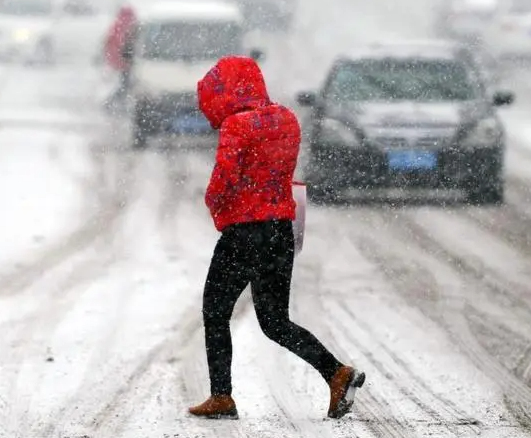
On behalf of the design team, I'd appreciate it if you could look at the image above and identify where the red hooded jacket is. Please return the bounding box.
[198,56,301,232]
[104,5,137,71]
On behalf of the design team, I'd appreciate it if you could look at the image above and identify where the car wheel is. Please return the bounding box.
[466,171,504,205]
[131,104,156,149]
[306,176,340,205]
[132,123,148,149]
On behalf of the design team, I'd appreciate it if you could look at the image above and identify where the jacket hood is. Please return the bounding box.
[116,6,136,28]
[197,56,271,129]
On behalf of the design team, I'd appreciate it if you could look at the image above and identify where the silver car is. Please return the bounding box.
[296,40,515,205]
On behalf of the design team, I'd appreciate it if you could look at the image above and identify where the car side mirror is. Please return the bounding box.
[493,90,514,106]
[296,91,317,107]
[250,49,265,61]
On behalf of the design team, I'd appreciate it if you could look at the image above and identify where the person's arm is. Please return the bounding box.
[121,25,137,62]
[205,117,246,217]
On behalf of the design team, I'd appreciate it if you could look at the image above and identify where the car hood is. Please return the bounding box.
[133,60,214,94]
[0,16,52,36]
[326,100,490,136]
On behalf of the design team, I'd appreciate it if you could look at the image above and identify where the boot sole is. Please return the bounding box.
[190,409,239,420]
[328,371,366,419]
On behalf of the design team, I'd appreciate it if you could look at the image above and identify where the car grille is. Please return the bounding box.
[373,136,447,150]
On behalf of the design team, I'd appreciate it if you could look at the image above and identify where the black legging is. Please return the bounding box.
[202,219,343,396]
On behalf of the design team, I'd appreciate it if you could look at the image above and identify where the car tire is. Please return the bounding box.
[307,183,327,205]
[307,179,340,205]
[132,123,148,149]
[131,104,156,149]
[466,170,504,205]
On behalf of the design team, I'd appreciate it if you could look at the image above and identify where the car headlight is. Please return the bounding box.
[320,118,361,147]
[12,28,33,43]
[462,117,501,148]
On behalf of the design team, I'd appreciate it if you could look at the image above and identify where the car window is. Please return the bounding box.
[62,0,97,16]
[508,0,531,13]
[325,59,481,103]
[452,0,497,11]
[138,21,242,62]
[0,0,53,16]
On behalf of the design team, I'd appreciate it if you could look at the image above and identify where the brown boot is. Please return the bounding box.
[188,395,239,419]
[328,366,365,419]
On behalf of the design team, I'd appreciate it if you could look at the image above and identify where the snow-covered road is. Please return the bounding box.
[1,0,531,437]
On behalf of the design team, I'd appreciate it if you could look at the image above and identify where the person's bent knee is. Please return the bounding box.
[259,319,289,343]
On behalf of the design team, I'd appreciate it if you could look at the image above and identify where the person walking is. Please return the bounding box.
[189,56,365,420]
[103,4,137,104]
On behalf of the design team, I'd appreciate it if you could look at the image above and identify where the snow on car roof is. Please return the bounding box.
[452,0,498,10]
[137,0,243,23]
[341,39,462,62]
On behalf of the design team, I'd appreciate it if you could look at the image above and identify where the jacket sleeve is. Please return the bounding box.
[205,118,245,216]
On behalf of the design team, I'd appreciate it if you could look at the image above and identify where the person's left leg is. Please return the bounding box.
[250,220,343,383]
[189,227,251,419]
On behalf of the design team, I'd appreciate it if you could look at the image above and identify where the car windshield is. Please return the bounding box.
[326,59,479,103]
[0,0,53,16]
[509,0,531,13]
[139,22,242,61]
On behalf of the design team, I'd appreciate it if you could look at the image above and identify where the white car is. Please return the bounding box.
[0,0,56,64]
[481,0,531,59]
[0,0,114,65]
[233,0,296,31]
[128,0,264,148]
[436,0,497,42]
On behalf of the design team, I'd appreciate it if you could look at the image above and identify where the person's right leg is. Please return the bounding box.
[251,220,365,418]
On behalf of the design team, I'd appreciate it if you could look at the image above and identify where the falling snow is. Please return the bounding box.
[0,0,531,437]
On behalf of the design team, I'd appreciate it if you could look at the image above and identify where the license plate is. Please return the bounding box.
[387,150,437,171]
[171,115,210,133]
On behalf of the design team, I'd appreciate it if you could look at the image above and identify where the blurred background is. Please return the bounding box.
[1,0,531,437]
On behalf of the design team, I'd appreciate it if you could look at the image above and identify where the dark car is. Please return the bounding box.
[296,40,514,205]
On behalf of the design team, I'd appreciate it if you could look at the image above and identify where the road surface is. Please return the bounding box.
[1,1,531,437]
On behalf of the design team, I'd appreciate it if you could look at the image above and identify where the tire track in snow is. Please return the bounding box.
[6,146,195,436]
[27,151,191,436]
[460,177,531,259]
[402,209,531,322]
[88,314,205,436]
[2,147,145,438]
[466,306,531,383]
[38,148,216,437]
[294,230,485,437]
[517,346,531,389]
[0,136,132,298]
[345,206,531,433]
[157,148,217,263]
[292,251,412,438]
[335,302,480,431]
